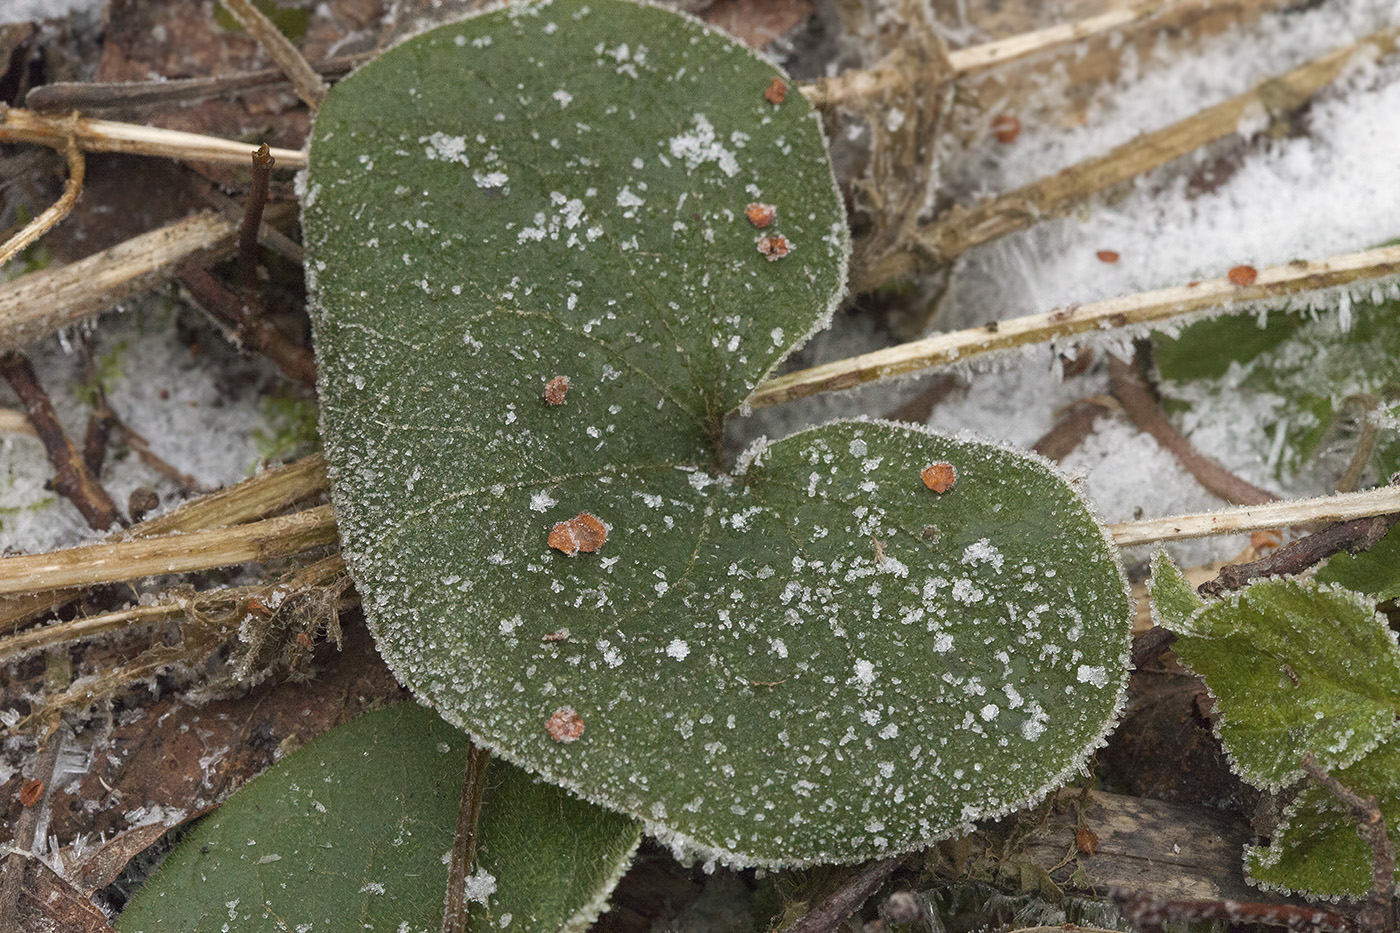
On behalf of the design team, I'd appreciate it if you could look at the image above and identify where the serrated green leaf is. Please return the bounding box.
[1165,579,1400,789]
[1316,521,1400,604]
[116,704,641,932]
[1148,549,1202,630]
[304,0,1132,866]
[1246,732,1400,899]
[1153,297,1400,488]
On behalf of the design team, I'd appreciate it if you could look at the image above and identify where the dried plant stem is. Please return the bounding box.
[1107,486,1400,547]
[0,211,237,354]
[856,25,1400,288]
[216,0,328,110]
[0,603,182,661]
[1108,354,1278,506]
[1301,755,1397,933]
[0,453,328,632]
[0,107,306,168]
[778,856,905,933]
[26,52,372,113]
[0,138,83,270]
[746,242,1400,409]
[240,143,275,308]
[0,352,122,531]
[441,744,492,933]
[0,505,337,597]
[801,0,1163,108]
[179,266,318,387]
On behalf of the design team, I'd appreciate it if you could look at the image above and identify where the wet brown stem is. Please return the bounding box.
[178,266,317,388]
[1301,755,1396,933]
[442,744,492,933]
[778,856,905,933]
[240,144,275,313]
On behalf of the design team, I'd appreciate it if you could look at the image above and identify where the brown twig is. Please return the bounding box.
[178,266,317,388]
[219,0,328,110]
[1199,508,1400,597]
[25,52,372,113]
[1108,352,1278,506]
[0,352,123,531]
[882,373,959,424]
[1033,397,1116,463]
[441,743,492,933]
[1130,626,1177,670]
[1112,887,1359,933]
[1301,754,1397,933]
[777,856,905,933]
[0,727,65,923]
[0,136,83,270]
[240,144,275,312]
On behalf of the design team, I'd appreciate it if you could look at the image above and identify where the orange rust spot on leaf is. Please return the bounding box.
[991,114,1021,143]
[757,234,791,261]
[544,375,570,405]
[19,778,43,807]
[549,513,608,556]
[542,629,571,643]
[921,462,957,493]
[1096,250,1120,264]
[546,706,585,743]
[1076,825,1099,855]
[745,202,776,228]
[1228,264,1258,286]
[764,76,787,104]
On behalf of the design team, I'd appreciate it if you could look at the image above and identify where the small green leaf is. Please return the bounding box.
[1153,297,1400,487]
[1316,522,1400,604]
[305,0,1132,866]
[1147,549,1202,630]
[1247,732,1400,898]
[116,704,641,932]
[1165,579,1400,789]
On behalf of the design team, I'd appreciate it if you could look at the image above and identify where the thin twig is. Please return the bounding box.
[240,143,274,311]
[746,242,1400,409]
[0,504,337,597]
[1107,486,1400,547]
[0,106,306,168]
[441,744,492,933]
[1108,352,1277,506]
[0,137,83,270]
[219,0,328,110]
[1301,754,1396,933]
[0,728,64,922]
[0,352,123,531]
[856,25,1400,288]
[777,856,905,933]
[178,267,318,387]
[25,52,372,113]
[1032,397,1116,463]
[1112,886,1358,933]
[1199,507,1400,597]
[0,211,237,355]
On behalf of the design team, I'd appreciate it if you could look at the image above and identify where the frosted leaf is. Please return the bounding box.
[305,0,1129,868]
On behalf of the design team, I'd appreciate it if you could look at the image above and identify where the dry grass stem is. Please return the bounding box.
[0,107,306,168]
[1107,486,1400,546]
[0,211,236,354]
[747,242,1400,409]
[0,139,83,270]
[0,505,337,597]
[219,0,328,110]
[0,408,37,436]
[0,603,183,662]
[856,24,1400,287]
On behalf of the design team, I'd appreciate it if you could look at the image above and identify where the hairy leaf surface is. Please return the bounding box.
[305,0,1131,865]
[1163,579,1400,789]
[117,704,641,932]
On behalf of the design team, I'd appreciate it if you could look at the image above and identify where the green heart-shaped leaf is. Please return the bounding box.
[305,0,1131,866]
[1162,578,1400,789]
[117,704,641,932]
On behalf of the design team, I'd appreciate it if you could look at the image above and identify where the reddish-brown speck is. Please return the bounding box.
[1228,265,1258,286]
[745,202,776,229]
[757,234,791,261]
[546,706,585,743]
[544,375,570,405]
[764,76,787,105]
[921,462,957,493]
[542,630,571,642]
[991,114,1021,143]
[1251,529,1283,551]
[548,513,608,556]
[1076,826,1099,855]
[1096,250,1120,264]
[19,779,43,807]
